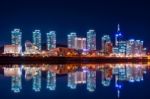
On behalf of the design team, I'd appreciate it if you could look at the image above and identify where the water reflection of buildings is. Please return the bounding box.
[2,63,148,97]
[4,66,22,93]
[32,69,41,92]
[47,71,56,91]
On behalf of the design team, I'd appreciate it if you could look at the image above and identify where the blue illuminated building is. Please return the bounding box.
[47,31,56,50]
[33,30,41,50]
[87,30,96,50]
[101,35,111,53]
[67,32,77,49]
[11,29,22,46]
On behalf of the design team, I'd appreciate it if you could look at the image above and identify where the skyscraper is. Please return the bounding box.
[67,32,77,48]
[101,35,111,53]
[87,30,96,50]
[74,37,86,50]
[33,30,41,50]
[11,29,22,46]
[115,24,123,46]
[47,31,56,50]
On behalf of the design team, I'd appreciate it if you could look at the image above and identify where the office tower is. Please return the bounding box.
[32,70,41,92]
[74,37,86,50]
[67,32,77,48]
[115,24,123,46]
[11,29,22,46]
[33,30,41,50]
[86,71,96,92]
[126,39,135,56]
[47,31,56,50]
[68,72,77,89]
[104,42,113,55]
[118,41,127,55]
[126,39,144,56]
[87,30,96,50]
[46,71,56,91]
[101,35,111,53]
[134,40,144,55]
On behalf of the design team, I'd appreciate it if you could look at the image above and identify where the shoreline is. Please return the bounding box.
[0,56,148,64]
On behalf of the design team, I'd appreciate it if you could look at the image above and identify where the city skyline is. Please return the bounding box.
[0,0,149,50]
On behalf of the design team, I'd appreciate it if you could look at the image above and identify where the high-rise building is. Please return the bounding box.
[118,41,127,55]
[11,29,22,46]
[87,30,96,50]
[134,40,144,55]
[104,42,113,55]
[33,30,41,50]
[74,37,86,50]
[126,39,135,56]
[126,39,144,56]
[47,31,56,50]
[115,24,123,46]
[67,32,77,48]
[101,35,111,53]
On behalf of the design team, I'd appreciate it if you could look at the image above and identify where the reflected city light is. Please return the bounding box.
[1,63,149,97]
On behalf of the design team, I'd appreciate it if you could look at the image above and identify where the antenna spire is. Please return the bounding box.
[117,24,120,32]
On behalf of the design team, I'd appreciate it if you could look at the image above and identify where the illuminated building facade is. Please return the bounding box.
[67,32,77,48]
[126,39,135,56]
[74,37,86,50]
[87,30,96,50]
[47,31,56,50]
[33,30,41,50]
[11,29,22,46]
[104,42,113,55]
[4,45,22,54]
[117,41,127,55]
[115,24,123,46]
[101,35,111,53]
[126,39,145,56]
[46,71,56,90]
[25,40,39,54]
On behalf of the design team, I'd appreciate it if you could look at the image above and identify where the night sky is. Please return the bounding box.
[0,0,149,49]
